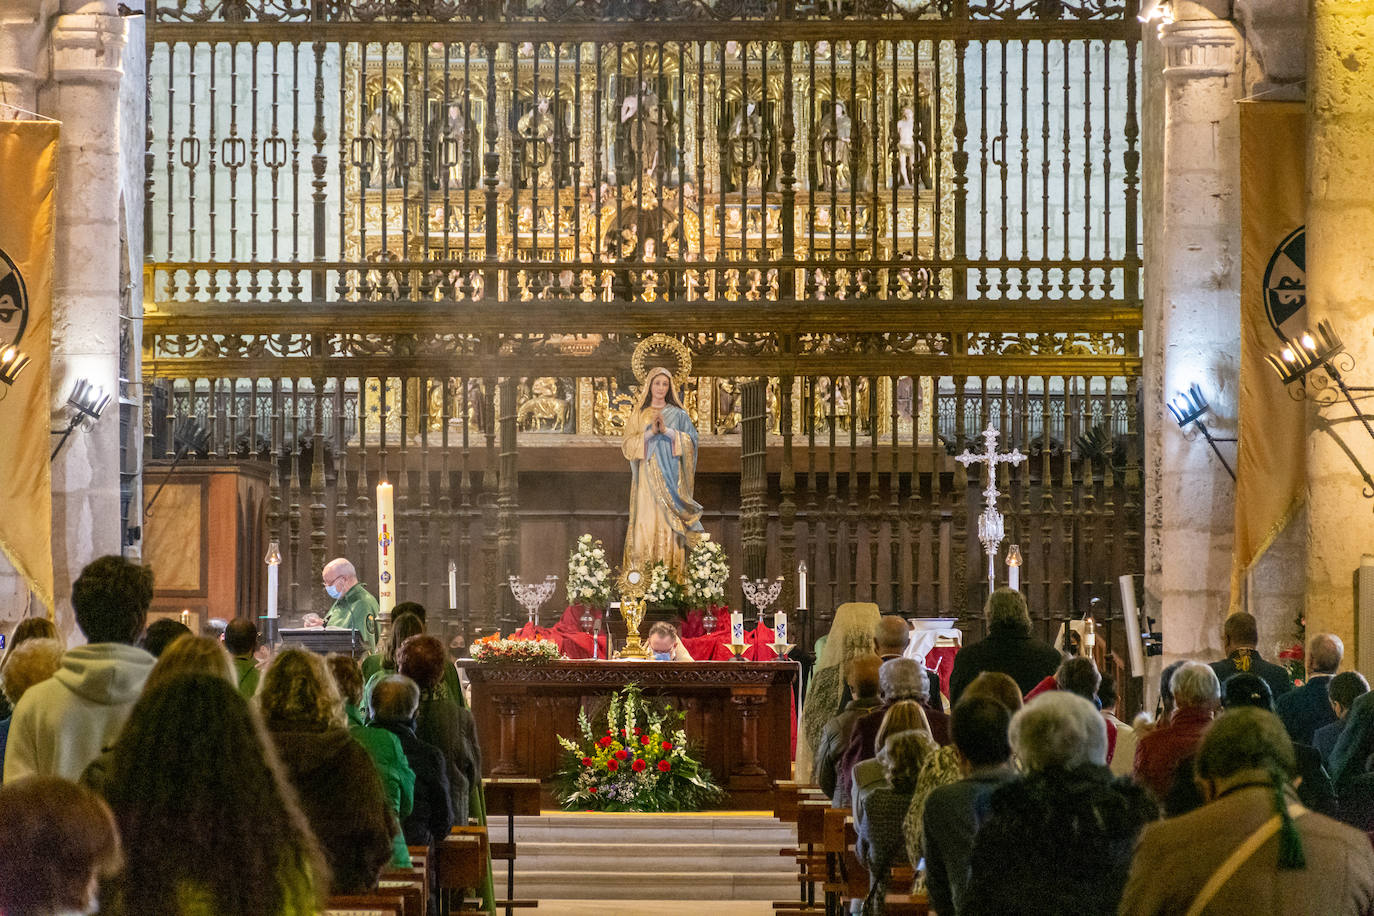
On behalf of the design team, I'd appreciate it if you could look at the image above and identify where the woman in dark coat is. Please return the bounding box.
[258,648,395,895]
[397,635,480,827]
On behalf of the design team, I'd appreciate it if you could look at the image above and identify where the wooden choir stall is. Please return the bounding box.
[460,660,799,810]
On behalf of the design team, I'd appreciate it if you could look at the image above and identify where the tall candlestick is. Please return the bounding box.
[265,540,281,619]
[797,562,808,610]
[773,611,787,645]
[448,560,457,611]
[376,481,395,616]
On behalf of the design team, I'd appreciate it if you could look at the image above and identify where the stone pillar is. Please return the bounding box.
[1304,0,1374,656]
[43,7,136,634]
[1142,12,1243,664]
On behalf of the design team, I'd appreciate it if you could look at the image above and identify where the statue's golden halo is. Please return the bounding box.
[630,333,692,388]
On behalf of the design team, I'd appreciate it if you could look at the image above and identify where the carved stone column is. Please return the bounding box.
[1305,0,1374,658]
[1142,14,1243,665]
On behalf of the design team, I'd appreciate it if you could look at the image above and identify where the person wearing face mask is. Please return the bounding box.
[306,557,380,651]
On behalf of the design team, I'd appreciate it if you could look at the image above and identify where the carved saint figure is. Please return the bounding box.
[361,98,403,189]
[817,100,852,191]
[517,95,559,187]
[428,102,472,190]
[622,367,705,578]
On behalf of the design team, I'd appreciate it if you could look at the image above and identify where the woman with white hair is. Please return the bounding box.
[962,692,1157,916]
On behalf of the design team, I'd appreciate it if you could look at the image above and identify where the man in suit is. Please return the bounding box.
[948,588,1061,705]
[1209,611,1293,701]
[1275,633,1343,746]
[1120,708,1374,916]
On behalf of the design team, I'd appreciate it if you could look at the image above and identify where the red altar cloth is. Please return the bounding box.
[926,645,959,700]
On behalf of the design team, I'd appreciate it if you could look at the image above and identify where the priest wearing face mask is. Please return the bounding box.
[306,558,380,651]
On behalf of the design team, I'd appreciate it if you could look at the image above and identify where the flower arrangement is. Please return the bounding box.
[470,634,562,664]
[553,684,723,812]
[643,561,688,608]
[685,535,729,608]
[567,534,613,608]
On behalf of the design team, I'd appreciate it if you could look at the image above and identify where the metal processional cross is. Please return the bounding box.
[955,423,1026,595]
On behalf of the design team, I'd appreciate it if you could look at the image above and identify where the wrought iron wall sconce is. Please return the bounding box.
[1266,319,1374,497]
[143,418,210,516]
[50,379,112,461]
[0,345,29,386]
[1167,383,1236,481]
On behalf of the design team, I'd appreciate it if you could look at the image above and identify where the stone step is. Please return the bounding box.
[490,813,796,846]
[511,870,799,901]
[511,841,793,873]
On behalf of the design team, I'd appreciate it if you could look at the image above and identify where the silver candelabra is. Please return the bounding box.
[508,574,559,627]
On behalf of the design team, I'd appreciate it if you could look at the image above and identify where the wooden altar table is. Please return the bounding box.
[459,660,800,810]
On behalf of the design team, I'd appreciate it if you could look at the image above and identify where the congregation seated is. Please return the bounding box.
[1209,611,1294,702]
[0,637,63,782]
[1027,656,1120,764]
[398,634,479,826]
[920,696,1017,916]
[0,776,121,916]
[947,588,1061,705]
[835,658,948,808]
[327,653,416,870]
[223,617,262,698]
[1275,633,1343,746]
[796,602,882,783]
[1121,707,1374,915]
[839,615,942,713]
[258,648,396,894]
[4,556,156,783]
[815,651,883,801]
[0,617,62,721]
[963,692,1157,915]
[851,700,933,824]
[1133,660,1219,801]
[1162,673,1335,818]
[1315,670,1370,765]
[139,618,192,658]
[98,673,328,914]
[854,729,933,915]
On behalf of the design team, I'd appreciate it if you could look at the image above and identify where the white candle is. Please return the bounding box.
[774,611,787,645]
[448,560,458,610]
[265,540,280,619]
[797,562,808,610]
[376,481,395,615]
[267,563,279,618]
[730,611,745,644]
[1007,565,1019,591]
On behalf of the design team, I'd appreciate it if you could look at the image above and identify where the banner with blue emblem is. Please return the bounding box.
[1231,101,1305,613]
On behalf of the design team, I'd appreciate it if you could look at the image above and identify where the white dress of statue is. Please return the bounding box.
[896,106,916,188]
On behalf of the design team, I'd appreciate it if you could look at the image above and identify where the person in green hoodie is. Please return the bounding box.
[224,618,262,699]
[4,556,157,784]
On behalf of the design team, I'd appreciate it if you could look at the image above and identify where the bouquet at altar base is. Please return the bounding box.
[553,684,723,812]
[470,632,563,664]
[567,534,613,608]
[685,536,728,609]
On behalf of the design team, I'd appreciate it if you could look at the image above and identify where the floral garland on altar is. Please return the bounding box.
[470,633,563,664]
[553,684,723,812]
[567,534,613,608]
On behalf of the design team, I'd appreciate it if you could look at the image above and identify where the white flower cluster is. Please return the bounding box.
[643,561,685,606]
[566,533,612,607]
[686,537,729,606]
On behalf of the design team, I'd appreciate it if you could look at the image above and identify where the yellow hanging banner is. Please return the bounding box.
[0,119,59,617]
[1231,101,1306,613]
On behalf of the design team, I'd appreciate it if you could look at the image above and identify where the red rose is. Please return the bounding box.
[632,758,647,772]
[599,736,613,747]
[640,735,652,746]
[661,741,673,751]
[657,760,671,772]
[606,759,619,771]
[589,786,597,793]
[614,749,629,760]
[620,728,627,735]
[633,727,642,735]
[581,757,593,767]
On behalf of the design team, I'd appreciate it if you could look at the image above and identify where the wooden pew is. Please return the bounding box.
[322,892,405,916]
[438,828,488,915]
[774,797,830,915]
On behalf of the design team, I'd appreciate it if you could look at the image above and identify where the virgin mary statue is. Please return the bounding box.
[622,366,705,577]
